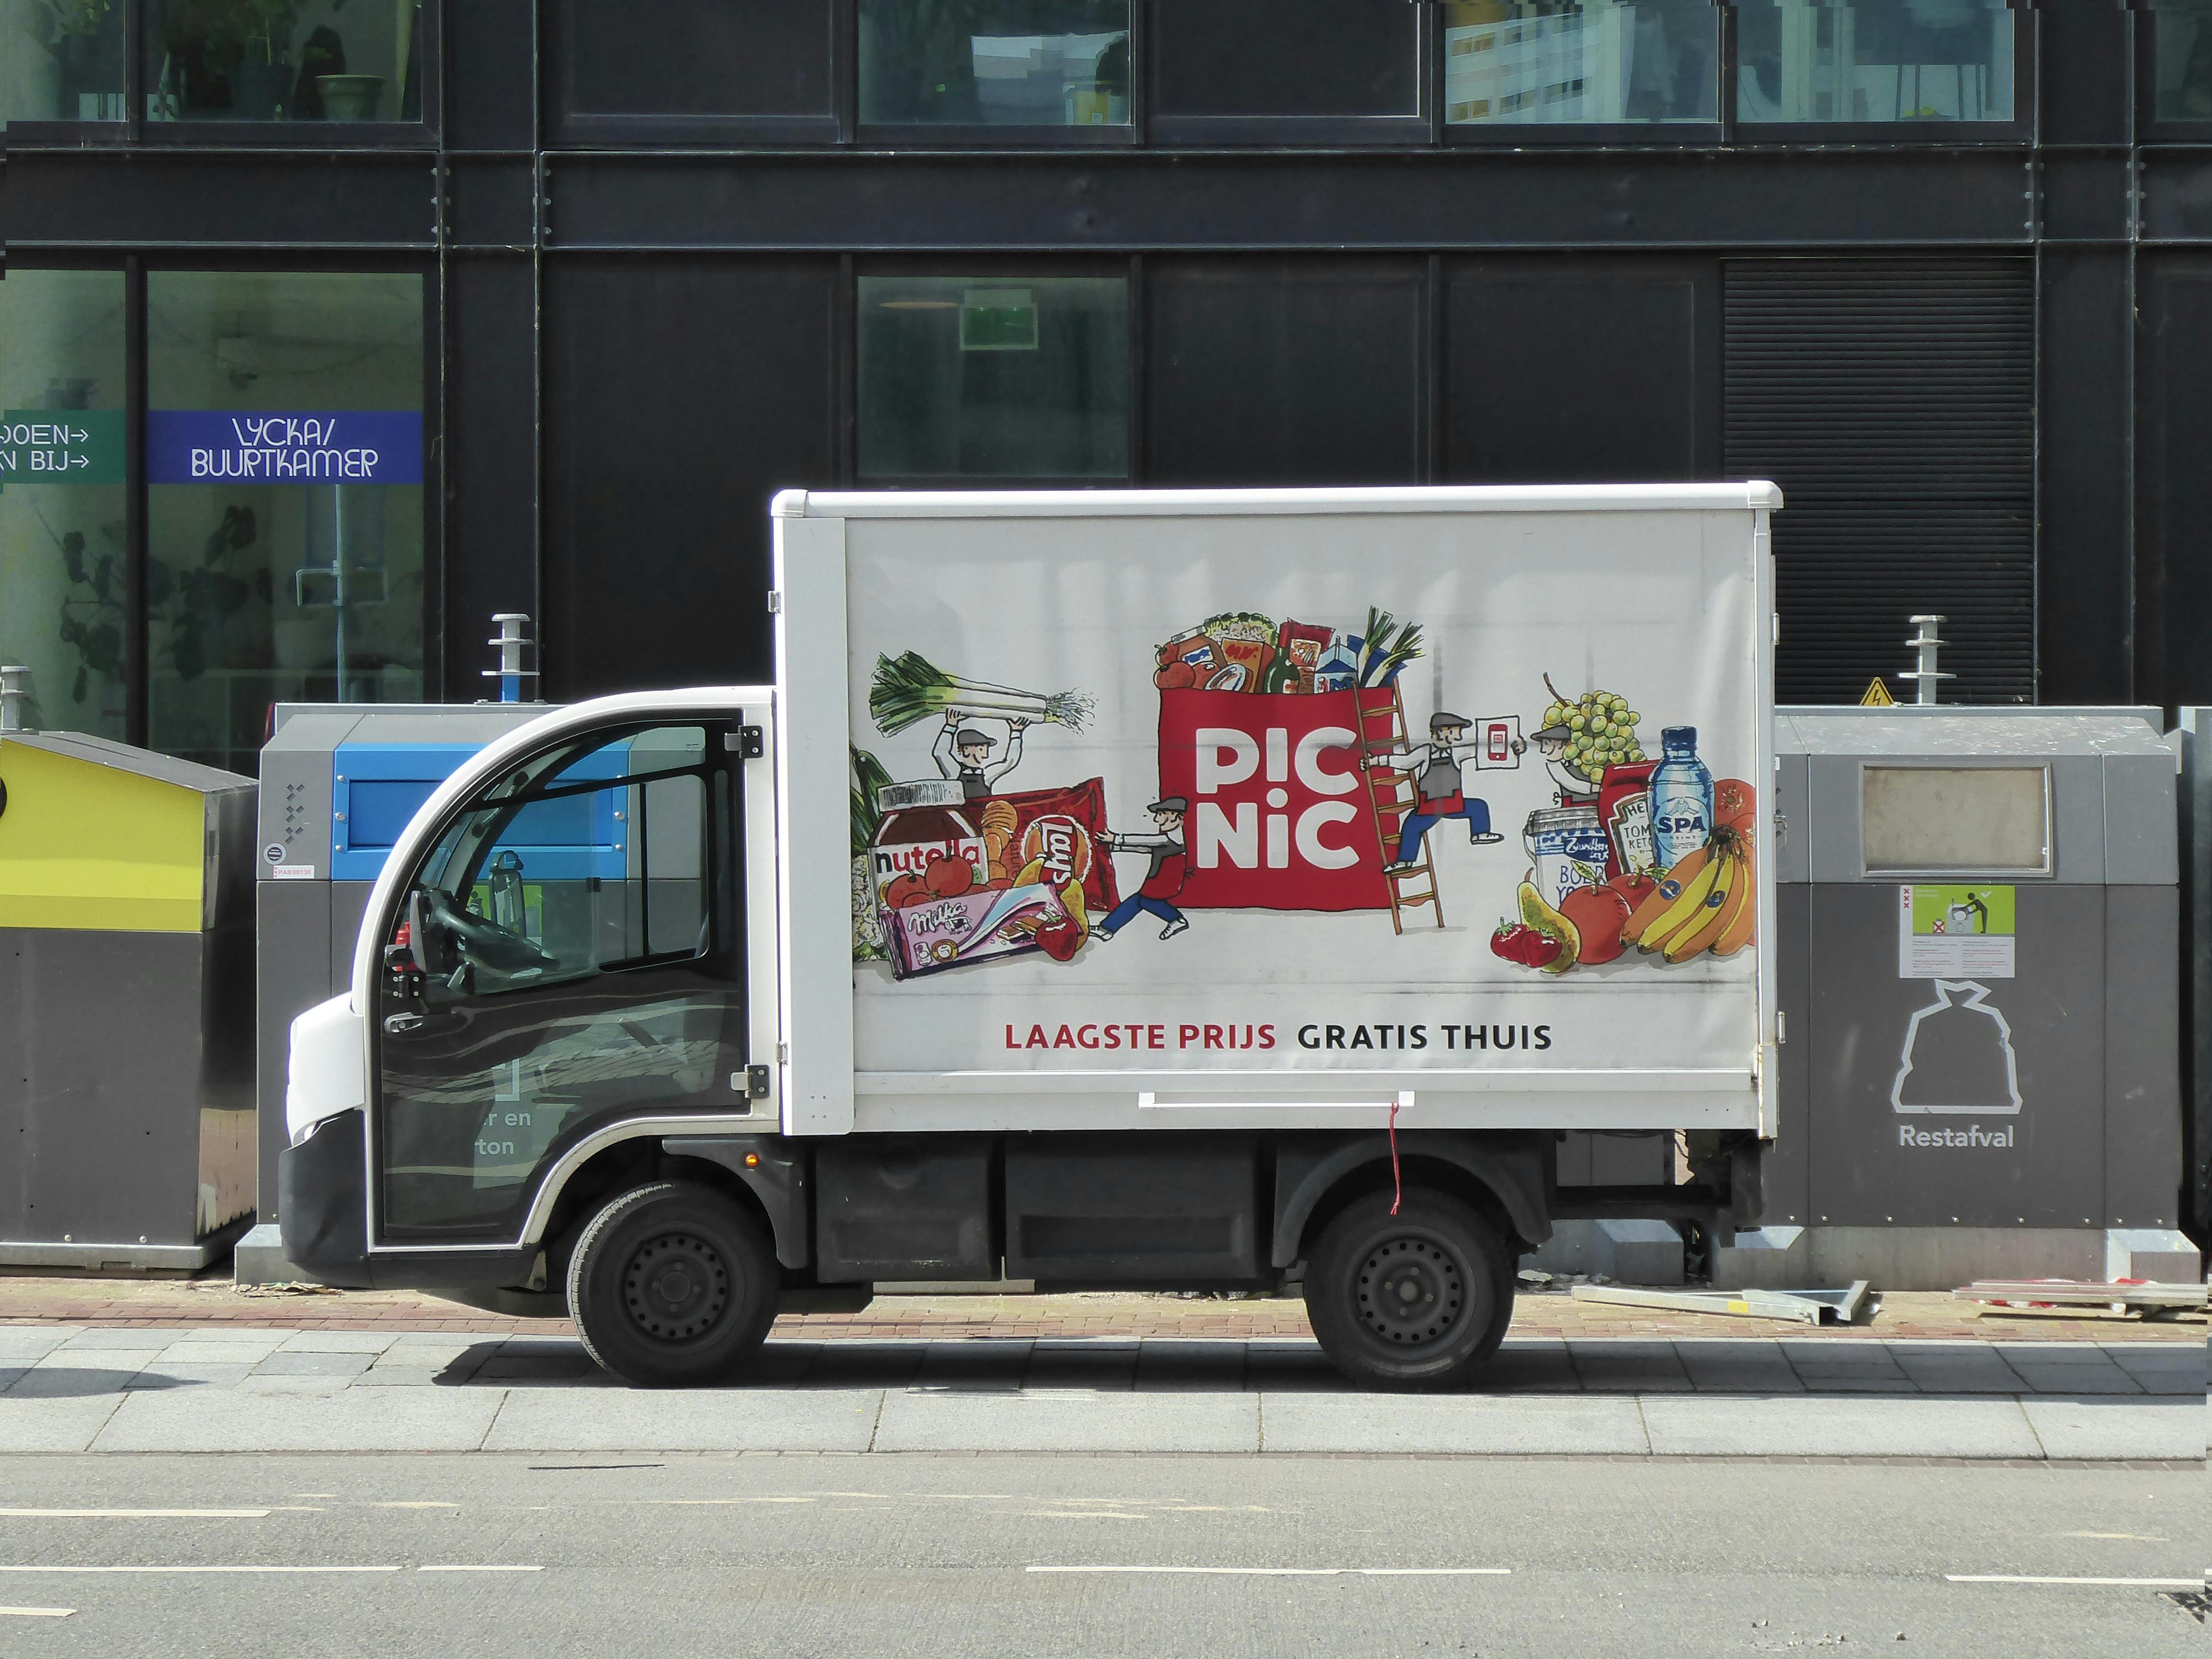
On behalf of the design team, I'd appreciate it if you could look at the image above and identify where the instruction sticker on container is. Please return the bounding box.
[1898,885,2014,979]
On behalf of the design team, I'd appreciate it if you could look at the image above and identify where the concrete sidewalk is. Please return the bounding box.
[0,1326,2199,1460]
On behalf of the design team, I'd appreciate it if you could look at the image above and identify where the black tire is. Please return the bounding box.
[565,1182,779,1387]
[1303,1187,1515,1391]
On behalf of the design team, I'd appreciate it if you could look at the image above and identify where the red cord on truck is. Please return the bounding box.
[1388,1097,1402,1215]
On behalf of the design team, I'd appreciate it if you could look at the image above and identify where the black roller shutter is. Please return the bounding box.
[1724,259,2034,703]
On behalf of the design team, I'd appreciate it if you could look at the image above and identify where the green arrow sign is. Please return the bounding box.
[0,410,126,489]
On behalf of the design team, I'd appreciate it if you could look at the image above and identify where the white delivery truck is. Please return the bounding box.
[280,484,1782,1390]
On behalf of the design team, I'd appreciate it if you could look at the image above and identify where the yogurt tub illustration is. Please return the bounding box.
[1522,806,1611,909]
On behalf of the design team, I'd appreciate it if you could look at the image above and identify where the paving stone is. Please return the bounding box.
[1568,1339,1693,1392]
[349,1367,448,1387]
[1888,1353,2031,1394]
[797,1343,927,1389]
[0,1394,126,1452]
[473,1354,596,1381]
[276,1330,401,1355]
[2020,1397,2204,1459]
[1677,1343,1806,1395]
[6,1365,148,1398]
[58,1327,177,1350]
[1471,1340,1580,1394]
[96,1385,503,1452]
[915,1339,1032,1389]
[1023,1345,1139,1391]
[154,1339,291,1365]
[2103,1347,2205,1395]
[2005,1363,2144,1395]
[253,1350,376,1378]
[1134,1340,1249,1391]
[486,1386,881,1452]
[1642,1395,2044,1458]
[0,1328,77,1360]
[1264,1392,1650,1455]
[877,1388,1256,1453]
[122,1363,253,1390]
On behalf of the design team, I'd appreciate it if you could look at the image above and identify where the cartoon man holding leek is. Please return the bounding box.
[935,711,1027,802]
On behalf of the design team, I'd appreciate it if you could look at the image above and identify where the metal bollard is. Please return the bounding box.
[1899,614,1953,706]
[481,613,539,704]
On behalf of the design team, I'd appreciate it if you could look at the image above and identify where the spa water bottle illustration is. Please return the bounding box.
[1649,726,1714,873]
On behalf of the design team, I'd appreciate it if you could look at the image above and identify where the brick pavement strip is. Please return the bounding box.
[0,1276,2199,1344]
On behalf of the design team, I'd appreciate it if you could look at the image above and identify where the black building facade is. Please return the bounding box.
[2,1,2208,774]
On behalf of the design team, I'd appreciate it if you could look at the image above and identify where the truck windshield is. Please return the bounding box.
[374,722,744,1240]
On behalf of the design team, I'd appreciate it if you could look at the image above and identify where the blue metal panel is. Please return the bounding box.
[331,738,630,883]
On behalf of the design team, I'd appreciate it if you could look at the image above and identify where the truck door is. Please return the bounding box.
[369,720,749,1242]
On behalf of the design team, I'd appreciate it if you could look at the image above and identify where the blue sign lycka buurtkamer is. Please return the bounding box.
[147,411,424,485]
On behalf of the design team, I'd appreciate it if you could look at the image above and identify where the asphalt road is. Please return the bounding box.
[0,1455,2201,1658]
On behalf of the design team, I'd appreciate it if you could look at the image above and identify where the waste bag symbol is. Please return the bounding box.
[1890,979,2022,1117]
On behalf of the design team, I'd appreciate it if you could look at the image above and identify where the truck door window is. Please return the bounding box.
[374,723,744,1240]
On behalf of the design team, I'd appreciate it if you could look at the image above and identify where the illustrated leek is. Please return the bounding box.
[869,651,1093,735]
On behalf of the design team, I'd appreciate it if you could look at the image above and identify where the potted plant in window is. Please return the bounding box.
[229,0,301,119]
[16,0,117,121]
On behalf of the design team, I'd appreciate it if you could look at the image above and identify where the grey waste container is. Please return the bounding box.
[1759,707,2199,1290]
[0,726,257,1269]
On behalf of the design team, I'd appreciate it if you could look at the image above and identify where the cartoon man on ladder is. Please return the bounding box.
[1366,712,1514,875]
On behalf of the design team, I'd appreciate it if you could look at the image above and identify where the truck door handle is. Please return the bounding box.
[383,1012,426,1036]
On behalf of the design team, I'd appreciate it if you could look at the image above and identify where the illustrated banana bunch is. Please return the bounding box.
[1621,830,1755,963]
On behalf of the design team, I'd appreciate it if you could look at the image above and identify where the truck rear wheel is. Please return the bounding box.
[1303,1187,1515,1391]
[565,1182,779,1387]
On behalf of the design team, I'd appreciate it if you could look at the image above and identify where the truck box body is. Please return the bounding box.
[775,486,1780,1140]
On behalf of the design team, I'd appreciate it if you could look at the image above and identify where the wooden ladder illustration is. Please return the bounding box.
[1357,685,1446,935]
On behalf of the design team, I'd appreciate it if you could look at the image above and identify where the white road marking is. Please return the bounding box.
[0,1510,271,1520]
[1945,1575,2204,1589]
[0,1565,399,1575]
[1027,1566,1510,1577]
[416,1566,543,1573]
[372,1503,460,1510]
[0,1607,75,1618]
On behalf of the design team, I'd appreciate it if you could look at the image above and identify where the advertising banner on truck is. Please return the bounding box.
[833,502,1766,1089]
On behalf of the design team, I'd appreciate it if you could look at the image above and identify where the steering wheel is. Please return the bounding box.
[421,887,556,974]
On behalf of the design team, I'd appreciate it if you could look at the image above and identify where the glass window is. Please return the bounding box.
[557,0,835,124]
[4,0,127,122]
[377,724,738,1238]
[1863,767,2049,873]
[858,275,1129,478]
[0,271,129,738]
[145,0,425,123]
[1443,1,1717,125]
[2154,0,2212,121]
[859,0,1130,127]
[1154,0,1422,121]
[146,272,425,773]
[1735,0,2014,124]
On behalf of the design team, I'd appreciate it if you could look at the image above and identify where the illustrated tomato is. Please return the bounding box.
[883,873,931,910]
[1714,778,1758,837]
[1034,917,1082,961]
[925,853,975,898]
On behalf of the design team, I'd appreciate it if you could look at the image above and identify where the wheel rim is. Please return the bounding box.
[1353,1233,1470,1348]
[620,1230,733,1343]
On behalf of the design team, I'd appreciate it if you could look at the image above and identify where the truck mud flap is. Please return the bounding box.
[277,1109,372,1288]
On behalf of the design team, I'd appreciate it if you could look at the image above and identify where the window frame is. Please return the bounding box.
[2138,0,2212,140]
[1439,0,1728,148]
[851,256,1139,487]
[1,0,442,149]
[544,0,850,148]
[1143,0,1436,148]
[854,0,1145,148]
[1723,0,2034,146]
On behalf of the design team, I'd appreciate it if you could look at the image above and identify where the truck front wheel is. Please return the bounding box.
[566,1182,780,1387]
[1304,1187,1515,1391]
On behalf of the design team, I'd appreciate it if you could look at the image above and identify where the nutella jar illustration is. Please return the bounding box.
[869,780,987,928]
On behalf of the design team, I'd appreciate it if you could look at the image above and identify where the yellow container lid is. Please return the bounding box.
[0,732,251,933]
